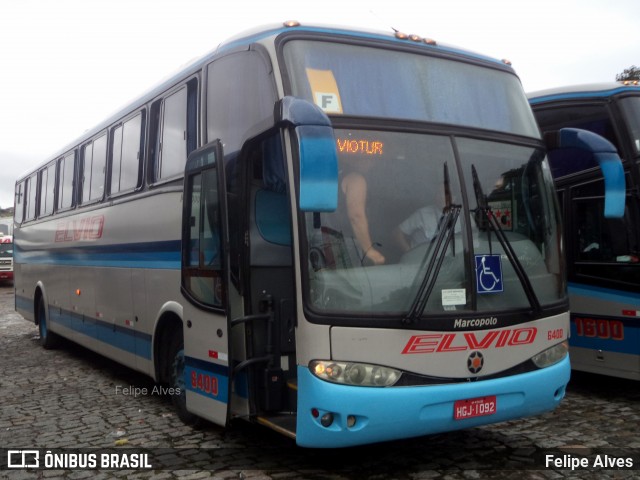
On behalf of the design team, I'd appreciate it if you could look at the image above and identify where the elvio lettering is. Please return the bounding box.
[55,215,104,242]
[402,327,537,354]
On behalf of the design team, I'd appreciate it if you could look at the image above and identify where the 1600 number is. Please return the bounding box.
[574,317,624,340]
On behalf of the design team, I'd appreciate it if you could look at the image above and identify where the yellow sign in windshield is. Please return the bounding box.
[306,68,343,114]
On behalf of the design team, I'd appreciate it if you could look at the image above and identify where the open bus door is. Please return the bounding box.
[180,140,235,426]
[177,98,340,430]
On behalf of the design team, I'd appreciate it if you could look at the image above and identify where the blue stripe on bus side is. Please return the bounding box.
[22,293,238,405]
[529,87,636,105]
[185,356,229,376]
[15,294,31,313]
[568,282,640,304]
[20,294,153,360]
[568,283,640,355]
[569,316,640,355]
[13,240,181,269]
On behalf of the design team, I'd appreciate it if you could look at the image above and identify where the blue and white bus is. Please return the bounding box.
[529,82,639,380]
[12,23,624,447]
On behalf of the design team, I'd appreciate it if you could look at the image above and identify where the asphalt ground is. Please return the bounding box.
[1,284,639,480]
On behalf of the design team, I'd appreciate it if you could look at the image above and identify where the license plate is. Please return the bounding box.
[453,395,497,420]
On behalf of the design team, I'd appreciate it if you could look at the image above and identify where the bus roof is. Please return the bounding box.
[18,22,516,182]
[528,82,640,105]
[217,22,513,68]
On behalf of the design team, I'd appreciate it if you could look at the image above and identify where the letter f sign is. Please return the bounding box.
[314,92,342,113]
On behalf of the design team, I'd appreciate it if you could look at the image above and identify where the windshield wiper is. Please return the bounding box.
[471,165,541,313]
[402,204,461,325]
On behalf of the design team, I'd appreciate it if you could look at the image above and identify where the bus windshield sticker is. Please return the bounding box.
[442,288,466,306]
[306,68,343,114]
[475,254,503,294]
[487,200,513,231]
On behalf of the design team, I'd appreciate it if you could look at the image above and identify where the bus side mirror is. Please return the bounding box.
[544,128,625,218]
[277,97,338,212]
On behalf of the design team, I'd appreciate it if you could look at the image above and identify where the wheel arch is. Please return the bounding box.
[153,301,184,384]
[33,281,47,326]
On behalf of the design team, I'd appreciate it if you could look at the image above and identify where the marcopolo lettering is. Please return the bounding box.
[454,317,498,329]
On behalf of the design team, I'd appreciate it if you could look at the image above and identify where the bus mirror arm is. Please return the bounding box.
[544,128,626,219]
[276,96,333,128]
[275,97,339,213]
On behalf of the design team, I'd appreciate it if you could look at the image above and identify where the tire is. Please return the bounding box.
[37,296,59,349]
[167,328,201,426]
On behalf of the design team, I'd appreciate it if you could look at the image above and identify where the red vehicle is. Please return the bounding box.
[0,235,13,283]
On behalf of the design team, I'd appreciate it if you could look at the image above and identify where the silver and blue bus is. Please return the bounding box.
[529,83,639,380]
[12,23,624,447]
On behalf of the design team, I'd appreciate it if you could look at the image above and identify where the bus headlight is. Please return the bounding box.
[532,341,569,368]
[310,360,401,386]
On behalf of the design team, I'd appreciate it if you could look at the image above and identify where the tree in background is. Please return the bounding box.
[616,65,640,82]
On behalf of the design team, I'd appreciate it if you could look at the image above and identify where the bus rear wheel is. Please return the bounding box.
[168,328,201,426]
[37,297,59,349]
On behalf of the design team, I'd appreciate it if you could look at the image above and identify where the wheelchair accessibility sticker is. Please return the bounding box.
[475,254,503,293]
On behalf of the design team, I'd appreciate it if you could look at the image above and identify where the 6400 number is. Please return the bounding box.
[191,371,219,396]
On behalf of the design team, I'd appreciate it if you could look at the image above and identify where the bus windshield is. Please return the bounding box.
[284,40,563,321]
[283,40,539,137]
[0,241,12,257]
[619,96,640,154]
[301,129,563,318]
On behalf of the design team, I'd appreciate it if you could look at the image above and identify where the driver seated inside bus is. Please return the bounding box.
[393,205,464,252]
[338,150,386,265]
[394,189,461,252]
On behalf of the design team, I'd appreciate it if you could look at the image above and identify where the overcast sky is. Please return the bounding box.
[1,0,639,209]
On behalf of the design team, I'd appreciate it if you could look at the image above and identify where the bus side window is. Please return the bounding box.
[206,51,276,154]
[534,104,621,156]
[25,173,37,222]
[250,135,292,265]
[111,112,144,195]
[184,170,224,308]
[57,151,76,211]
[575,199,609,261]
[39,163,55,218]
[152,79,197,182]
[547,148,599,178]
[573,178,637,263]
[14,181,25,224]
[206,49,278,287]
[81,133,107,205]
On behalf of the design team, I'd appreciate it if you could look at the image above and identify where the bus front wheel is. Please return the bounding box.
[167,328,201,426]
